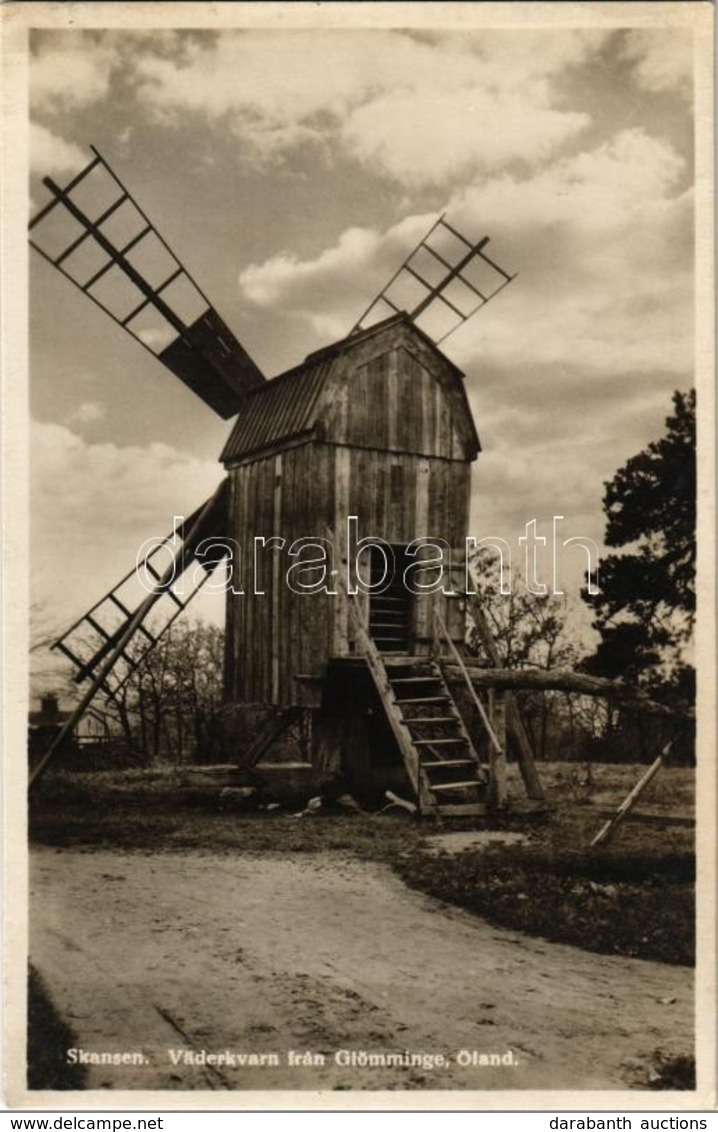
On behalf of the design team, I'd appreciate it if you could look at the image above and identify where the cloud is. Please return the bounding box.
[30,33,119,113]
[31,421,224,623]
[239,217,433,338]
[30,122,85,176]
[342,91,588,189]
[239,128,691,379]
[64,401,106,427]
[620,30,693,95]
[447,129,691,375]
[234,124,692,598]
[132,29,601,185]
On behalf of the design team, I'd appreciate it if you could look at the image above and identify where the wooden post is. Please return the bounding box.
[489,690,508,809]
[590,741,672,847]
[464,573,544,800]
[505,697,544,800]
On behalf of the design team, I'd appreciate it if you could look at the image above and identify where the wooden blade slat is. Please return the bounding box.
[349,216,515,347]
[30,148,266,418]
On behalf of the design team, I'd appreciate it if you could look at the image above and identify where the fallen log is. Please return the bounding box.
[442,664,694,722]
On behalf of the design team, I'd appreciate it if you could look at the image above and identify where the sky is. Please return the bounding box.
[26,17,697,668]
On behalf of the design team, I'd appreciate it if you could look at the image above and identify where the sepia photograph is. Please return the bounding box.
[2,0,714,1110]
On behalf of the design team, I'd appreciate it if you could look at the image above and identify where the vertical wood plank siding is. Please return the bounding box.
[225,324,476,707]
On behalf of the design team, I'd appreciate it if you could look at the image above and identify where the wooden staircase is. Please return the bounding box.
[382,656,489,816]
[332,531,491,817]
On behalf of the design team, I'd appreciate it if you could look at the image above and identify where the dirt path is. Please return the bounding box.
[29,847,693,1093]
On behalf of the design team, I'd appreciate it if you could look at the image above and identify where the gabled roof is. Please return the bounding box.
[221,313,480,465]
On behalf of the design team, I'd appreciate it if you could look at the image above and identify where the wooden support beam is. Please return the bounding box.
[238,707,304,769]
[590,742,672,847]
[442,664,693,721]
[489,690,508,809]
[506,697,543,800]
[464,582,544,800]
[347,603,424,806]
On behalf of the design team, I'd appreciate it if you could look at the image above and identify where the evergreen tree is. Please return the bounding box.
[582,389,696,696]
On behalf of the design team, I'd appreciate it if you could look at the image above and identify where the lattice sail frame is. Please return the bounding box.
[53,484,231,700]
[29,146,265,418]
[350,215,515,345]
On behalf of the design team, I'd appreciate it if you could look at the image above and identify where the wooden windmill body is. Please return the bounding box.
[30,147,536,815]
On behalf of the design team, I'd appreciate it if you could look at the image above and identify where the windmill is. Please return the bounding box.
[29,145,540,814]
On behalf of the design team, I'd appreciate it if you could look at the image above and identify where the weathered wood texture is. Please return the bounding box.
[224,319,477,708]
[222,317,479,465]
[489,691,508,809]
[590,742,672,847]
[443,664,693,721]
[464,582,544,800]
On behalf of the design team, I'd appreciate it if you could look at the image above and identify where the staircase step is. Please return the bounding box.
[390,676,441,684]
[431,780,484,792]
[414,737,465,746]
[421,759,475,769]
[402,716,456,724]
[395,697,447,706]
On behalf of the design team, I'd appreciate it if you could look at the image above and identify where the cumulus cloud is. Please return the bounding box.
[239,217,434,338]
[31,33,119,113]
[64,400,106,427]
[31,421,224,623]
[448,129,691,375]
[132,29,601,185]
[233,121,692,586]
[239,128,692,379]
[342,91,587,188]
[30,122,85,176]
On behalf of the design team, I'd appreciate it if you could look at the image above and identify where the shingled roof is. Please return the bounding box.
[220,313,479,465]
[220,356,331,464]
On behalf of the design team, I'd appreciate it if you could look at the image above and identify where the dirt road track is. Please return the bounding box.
[29,848,693,1092]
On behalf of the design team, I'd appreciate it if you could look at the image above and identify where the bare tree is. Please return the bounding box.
[85,620,226,764]
[467,550,586,760]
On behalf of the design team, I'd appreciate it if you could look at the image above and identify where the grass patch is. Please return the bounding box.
[29,768,428,858]
[27,965,87,1090]
[395,840,694,966]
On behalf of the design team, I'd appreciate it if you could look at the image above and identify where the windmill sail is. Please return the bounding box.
[350,215,515,346]
[30,482,231,789]
[53,481,231,699]
[29,147,265,418]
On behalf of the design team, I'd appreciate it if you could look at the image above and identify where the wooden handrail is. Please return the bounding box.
[326,527,424,802]
[434,611,501,757]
